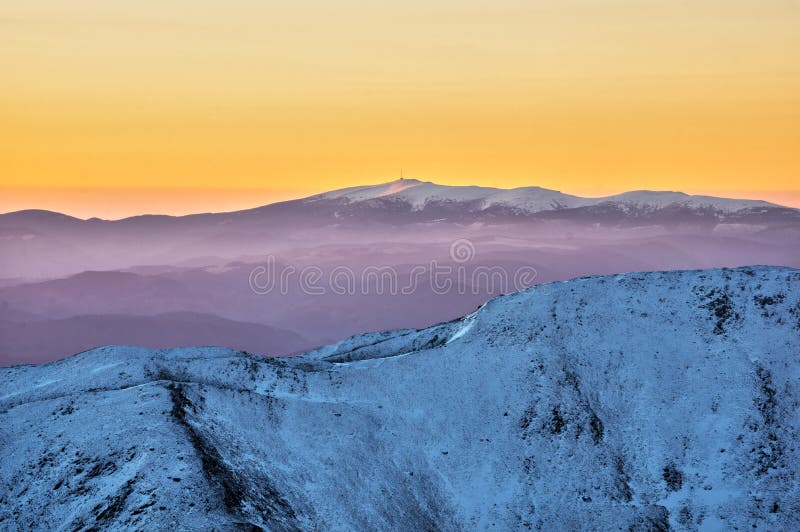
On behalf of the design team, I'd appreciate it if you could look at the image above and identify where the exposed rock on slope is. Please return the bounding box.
[1,266,799,530]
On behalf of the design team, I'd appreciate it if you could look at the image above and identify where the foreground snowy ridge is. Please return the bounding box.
[1,266,799,530]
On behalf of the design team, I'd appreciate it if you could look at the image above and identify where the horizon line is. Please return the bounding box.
[1,180,798,220]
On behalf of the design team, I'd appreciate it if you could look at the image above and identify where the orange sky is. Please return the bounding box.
[2,1,798,218]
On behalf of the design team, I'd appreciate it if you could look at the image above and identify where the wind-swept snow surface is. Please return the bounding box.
[1,266,799,530]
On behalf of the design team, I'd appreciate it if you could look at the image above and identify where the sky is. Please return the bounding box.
[1,0,798,218]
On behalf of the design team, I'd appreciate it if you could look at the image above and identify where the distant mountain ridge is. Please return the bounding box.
[4,179,796,281]
[1,179,794,224]
[306,178,783,214]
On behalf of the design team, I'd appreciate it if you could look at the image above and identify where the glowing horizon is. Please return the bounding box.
[2,1,798,218]
[3,181,800,220]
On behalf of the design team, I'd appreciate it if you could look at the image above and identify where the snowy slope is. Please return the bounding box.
[1,266,799,530]
[307,178,782,214]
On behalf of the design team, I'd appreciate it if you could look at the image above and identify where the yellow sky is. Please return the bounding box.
[1,1,798,217]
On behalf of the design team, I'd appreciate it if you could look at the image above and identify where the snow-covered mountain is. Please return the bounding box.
[2,266,798,530]
[2,178,798,280]
[306,178,782,215]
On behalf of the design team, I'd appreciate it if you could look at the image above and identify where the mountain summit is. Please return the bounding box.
[305,178,781,214]
[2,266,798,530]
